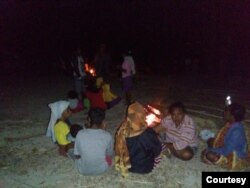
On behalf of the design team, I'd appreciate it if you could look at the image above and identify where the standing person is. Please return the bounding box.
[201,103,249,170]
[121,51,136,105]
[154,102,198,161]
[94,44,111,81]
[71,48,86,98]
[115,102,163,177]
[73,108,113,175]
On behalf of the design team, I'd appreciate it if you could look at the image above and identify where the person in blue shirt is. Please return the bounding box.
[201,103,249,170]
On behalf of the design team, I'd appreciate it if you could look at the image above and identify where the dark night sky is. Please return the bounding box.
[1,0,250,73]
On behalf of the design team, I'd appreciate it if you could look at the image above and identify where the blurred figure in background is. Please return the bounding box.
[121,51,136,105]
[94,44,111,82]
[71,48,86,98]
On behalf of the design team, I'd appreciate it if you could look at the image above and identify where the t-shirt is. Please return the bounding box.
[74,129,113,175]
[122,56,135,78]
[54,121,71,145]
[126,128,161,174]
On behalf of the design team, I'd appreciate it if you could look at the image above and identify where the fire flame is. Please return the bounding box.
[85,63,96,76]
[147,105,161,115]
[145,105,162,127]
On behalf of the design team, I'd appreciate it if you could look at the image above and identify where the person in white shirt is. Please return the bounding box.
[121,51,136,105]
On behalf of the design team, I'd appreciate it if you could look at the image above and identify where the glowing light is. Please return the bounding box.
[84,64,96,76]
[225,95,232,106]
[144,105,162,127]
[147,105,161,115]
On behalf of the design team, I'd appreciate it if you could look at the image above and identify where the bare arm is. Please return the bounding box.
[153,124,166,134]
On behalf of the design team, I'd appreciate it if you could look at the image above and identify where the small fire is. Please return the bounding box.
[145,105,162,127]
[147,105,161,115]
[85,63,96,76]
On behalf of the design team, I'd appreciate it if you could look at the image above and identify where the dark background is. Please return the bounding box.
[1,0,250,76]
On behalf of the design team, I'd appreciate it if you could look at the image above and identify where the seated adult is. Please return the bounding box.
[85,79,107,110]
[46,100,73,156]
[67,90,83,113]
[115,102,162,177]
[73,108,113,175]
[154,102,198,160]
[201,103,250,170]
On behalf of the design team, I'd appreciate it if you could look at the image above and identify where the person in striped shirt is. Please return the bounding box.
[154,102,198,160]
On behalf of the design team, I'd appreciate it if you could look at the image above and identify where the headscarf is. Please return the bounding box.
[46,100,70,143]
[115,102,147,177]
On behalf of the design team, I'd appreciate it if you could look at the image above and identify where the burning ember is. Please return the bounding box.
[145,105,162,127]
[85,63,96,77]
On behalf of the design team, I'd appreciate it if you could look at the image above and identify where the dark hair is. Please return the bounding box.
[67,90,78,99]
[87,77,100,93]
[88,108,105,127]
[169,102,186,114]
[228,103,246,122]
[70,124,83,138]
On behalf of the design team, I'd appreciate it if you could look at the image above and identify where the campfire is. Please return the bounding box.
[85,63,96,77]
[144,105,162,127]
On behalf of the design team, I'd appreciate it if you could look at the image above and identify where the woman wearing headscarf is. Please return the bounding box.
[46,100,73,156]
[115,102,162,177]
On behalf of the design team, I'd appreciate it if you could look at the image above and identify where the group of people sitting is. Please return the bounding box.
[46,99,250,177]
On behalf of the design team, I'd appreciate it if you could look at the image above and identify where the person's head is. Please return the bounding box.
[67,90,79,109]
[169,102,186,127]
[87,77,100,93]
[70,124,83,138]
[61,107,72,120]
[49,100,72,122]
[126,102,147,131]
[67,90,78,99]
[88,108,105,128]
[224,103,246,122]
[96,77,104,88]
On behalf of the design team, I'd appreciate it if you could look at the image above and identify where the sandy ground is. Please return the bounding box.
[1,71,249,188]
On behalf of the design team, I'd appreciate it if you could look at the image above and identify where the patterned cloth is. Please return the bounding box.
[115,102,147,177]
[211,122,250,170]
[161,115,198,150]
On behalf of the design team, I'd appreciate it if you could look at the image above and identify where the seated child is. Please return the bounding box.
[46,100,74,156]
[73,108,113,175]
[201,103,250,170]
[67,90,83,113]
[115,102,163,177]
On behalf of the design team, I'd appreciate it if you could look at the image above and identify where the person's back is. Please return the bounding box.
[73,108,113,175]
[126,128,161,173]
[74,129,113,175]
[85,78,107,110]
